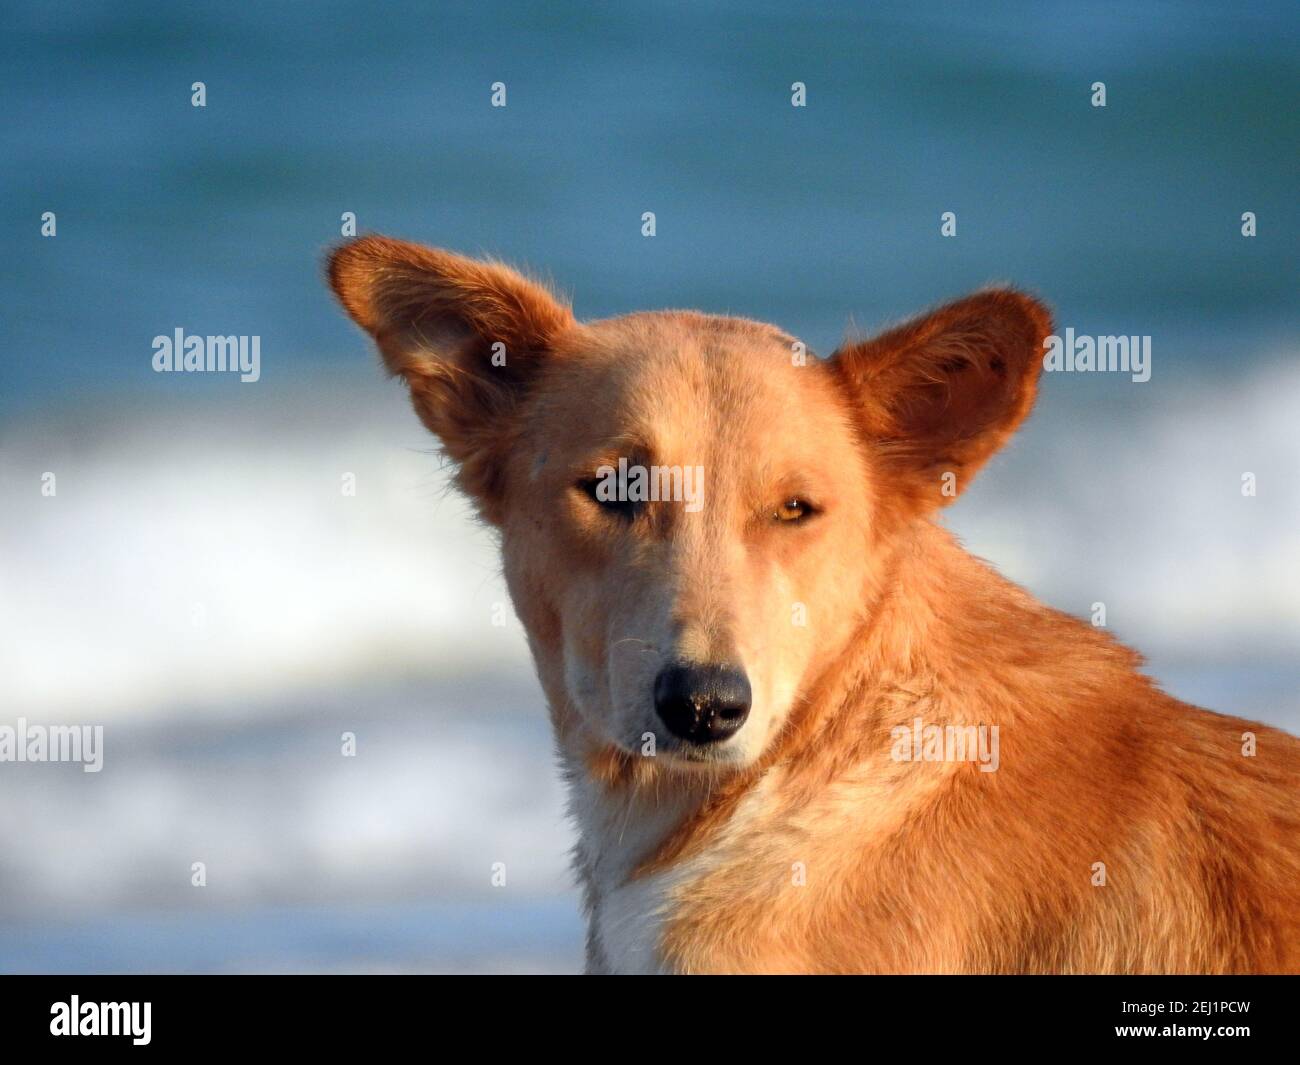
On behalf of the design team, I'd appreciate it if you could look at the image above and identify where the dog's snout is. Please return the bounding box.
[653,663,752,745]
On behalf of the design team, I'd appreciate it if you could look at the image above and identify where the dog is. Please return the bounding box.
[327,235,1300,974]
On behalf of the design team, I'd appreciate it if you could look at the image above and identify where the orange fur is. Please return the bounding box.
[328,235,1300,974]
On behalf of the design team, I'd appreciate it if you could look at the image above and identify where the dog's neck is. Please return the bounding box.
[558,521,1012,968]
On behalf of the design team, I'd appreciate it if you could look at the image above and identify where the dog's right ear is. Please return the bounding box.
[327,235,574,517]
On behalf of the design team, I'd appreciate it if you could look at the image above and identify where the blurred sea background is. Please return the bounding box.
[1,1,1297,972]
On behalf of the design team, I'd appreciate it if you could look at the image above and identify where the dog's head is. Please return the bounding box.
[328,236,1050,773]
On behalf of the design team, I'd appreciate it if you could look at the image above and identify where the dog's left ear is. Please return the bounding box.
[829,289,1051,510]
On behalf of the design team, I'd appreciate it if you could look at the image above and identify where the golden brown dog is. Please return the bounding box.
[328,235,1299,974]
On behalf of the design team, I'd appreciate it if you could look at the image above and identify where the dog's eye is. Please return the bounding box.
[773,498,814,523]
[577,478,639,520]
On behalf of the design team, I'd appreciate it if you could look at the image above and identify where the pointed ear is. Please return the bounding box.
[830,289,1051,510]
[327,235,574,517]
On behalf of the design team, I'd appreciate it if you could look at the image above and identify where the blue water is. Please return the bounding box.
[4,0,1298,415]
[0,900,584,974]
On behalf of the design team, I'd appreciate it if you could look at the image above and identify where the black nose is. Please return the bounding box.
[653,664,751,745]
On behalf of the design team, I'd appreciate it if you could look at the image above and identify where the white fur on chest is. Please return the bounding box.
[566,768,695,975]
[567,761,777,974]
[594,868,677,974]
